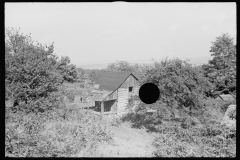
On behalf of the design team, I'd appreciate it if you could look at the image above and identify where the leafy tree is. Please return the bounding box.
[5,28,63,110]
[202,33,236,98]
[139,58,213,118]
[56,56,78,83]
[76,67,86,82]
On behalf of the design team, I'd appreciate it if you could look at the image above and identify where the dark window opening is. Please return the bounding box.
[129,87,133,92]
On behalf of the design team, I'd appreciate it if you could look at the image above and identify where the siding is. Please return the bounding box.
[133,86,139,96]
[117,88,128,114]
[96,73,140,115]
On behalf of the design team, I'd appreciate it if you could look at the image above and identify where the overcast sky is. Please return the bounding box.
[5,2,236,68]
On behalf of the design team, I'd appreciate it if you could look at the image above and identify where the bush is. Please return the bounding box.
[80,83,84,88]
[198,98,236,125]
[180,116,201,129]
[152,121,236,157]
[5,28,65,112]
[142,58,212,110]
[5,102,113,157]
[153,133,190,157]
[5,28,79,113]
[133,58,213,129]
[66,92,75,103]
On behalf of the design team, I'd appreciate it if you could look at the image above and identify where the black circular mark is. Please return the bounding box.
[139,83,160,104]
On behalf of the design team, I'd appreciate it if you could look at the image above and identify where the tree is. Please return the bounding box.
[106,61,134,73]
[202,33,236,98]
[56,56,78,83]
[5,28,63,110]
[76,67,86,82]
[139,58,213,118]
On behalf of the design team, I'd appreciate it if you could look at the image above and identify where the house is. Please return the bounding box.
[94,71,140,116]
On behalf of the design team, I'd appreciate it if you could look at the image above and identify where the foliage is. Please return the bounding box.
[85,69,101,84]
[123,96,236,157]
[126,95,139,110]
[199,98,236,125]
[65,92,75,103]
[5,104,113,157]
[202,33,236,97]
[121,101,164,131]
[153,121,236,157]
[76,67,86,82]
[5,28,79,109]
[140,58,212,119]
[5,28,63,109]
[56,56,78,83]
[108,116,122,127]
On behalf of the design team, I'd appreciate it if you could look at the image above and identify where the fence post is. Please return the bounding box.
[101,100,104,118]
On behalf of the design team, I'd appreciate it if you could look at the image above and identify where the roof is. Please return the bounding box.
[96,71,137,91]
[92,90,112,101]
[216,94,235,101]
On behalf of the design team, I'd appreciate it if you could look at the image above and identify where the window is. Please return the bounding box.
[129,87,133,92]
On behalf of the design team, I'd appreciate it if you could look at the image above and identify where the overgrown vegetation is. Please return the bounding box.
[6,103,113,157]
[5,28,236,157]
[5,28,79,109]
[152,121,236,157]
[202,33,236,98]
[5,28,113,157]
[121,34,236,157]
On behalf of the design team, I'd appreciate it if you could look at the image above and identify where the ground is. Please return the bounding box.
[77,122,158,157]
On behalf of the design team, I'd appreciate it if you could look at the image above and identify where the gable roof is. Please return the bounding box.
[96,71,137,92]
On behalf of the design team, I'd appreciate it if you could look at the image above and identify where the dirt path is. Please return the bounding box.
[94,122,157,157]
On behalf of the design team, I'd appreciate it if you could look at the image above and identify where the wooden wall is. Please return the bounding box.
[97,74,140,115]
[133,86,139,96]
[117,88,128,114]
[116,74,140,115]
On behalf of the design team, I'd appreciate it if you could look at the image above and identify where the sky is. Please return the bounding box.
[5,2,236,69]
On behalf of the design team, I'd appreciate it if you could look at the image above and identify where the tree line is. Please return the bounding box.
[5,27,236,113]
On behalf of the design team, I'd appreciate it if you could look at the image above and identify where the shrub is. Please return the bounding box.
[5,28,65,112]
[142,58,212,111]
[5,102,113,157]
[153,133,190,157]
[180,116,201,129]
[66,92,75,103]
[152,121,236,157]
[80,83,84,88]
[5,28,79,113]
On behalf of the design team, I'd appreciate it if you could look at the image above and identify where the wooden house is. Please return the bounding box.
[94,71,140,116]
